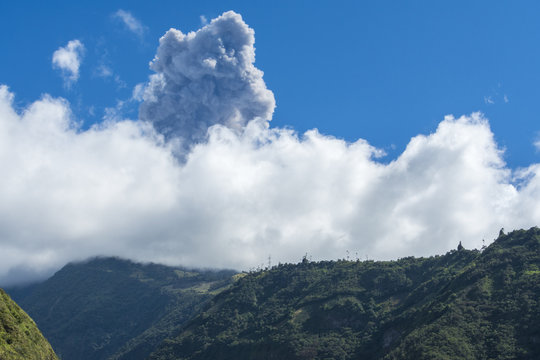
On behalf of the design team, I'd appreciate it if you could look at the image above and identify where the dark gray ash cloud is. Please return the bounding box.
[139,11,275,154]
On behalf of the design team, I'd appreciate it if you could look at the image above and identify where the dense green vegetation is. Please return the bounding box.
[149,228,540,360]
[0,288,58,360]
[6,228,539,360]
[8,257,235,360]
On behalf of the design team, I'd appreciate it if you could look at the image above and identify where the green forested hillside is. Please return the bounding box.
[7,257,236,360]
[5,228,540,360]
[149,228,540,360]
[0,288,58,360]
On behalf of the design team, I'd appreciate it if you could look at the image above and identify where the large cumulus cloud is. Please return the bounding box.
[1,11,540,286]
[139,11,275,155]
[2,82,540,286]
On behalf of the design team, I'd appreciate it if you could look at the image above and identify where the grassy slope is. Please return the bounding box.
[149,228,540,360]
[0,288,58,360]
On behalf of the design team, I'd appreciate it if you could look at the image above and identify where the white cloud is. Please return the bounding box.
[1,84,540,286]
[2,11,540,286]
[96,64,113,78]
[200,15,208,25]
[114,9,146,37]
[95,64,126,89]
[52,40,84,86]
[132,83,146,102]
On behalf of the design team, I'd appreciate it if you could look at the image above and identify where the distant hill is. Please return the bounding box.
[0,288,58,360]
[148,228,540,360]
[7,257,236,360]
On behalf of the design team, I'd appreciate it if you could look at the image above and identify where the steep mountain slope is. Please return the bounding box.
[0,288,58,360]
[385,228,540,359]
[8,257,236,360]
[149,228,540,360]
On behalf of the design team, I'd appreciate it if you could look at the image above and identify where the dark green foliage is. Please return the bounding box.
[0,288,58,360]
[7,257,235,360]
[385,228,540,360]
[149,228,540,360]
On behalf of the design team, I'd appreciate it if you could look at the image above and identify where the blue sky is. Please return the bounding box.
[3,1,540,284]
[2,1,540,167]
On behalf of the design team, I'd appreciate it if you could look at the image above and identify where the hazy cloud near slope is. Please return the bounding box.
[139,11,275,155]
[1,11,540,285]
[52,40,84,86]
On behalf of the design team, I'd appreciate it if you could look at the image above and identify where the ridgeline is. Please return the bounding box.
[8,257,236,360]
[149,228,540,360]
[6,228,540,359]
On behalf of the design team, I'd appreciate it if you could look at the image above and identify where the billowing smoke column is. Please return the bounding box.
[139,11,275,154]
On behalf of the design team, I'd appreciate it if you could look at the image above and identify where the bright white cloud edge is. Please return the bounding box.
[52,40,84,86]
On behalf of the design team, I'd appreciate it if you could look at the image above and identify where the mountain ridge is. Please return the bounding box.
[6,228,540,359]
[148,227,540,359]
[8,256,236,360]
